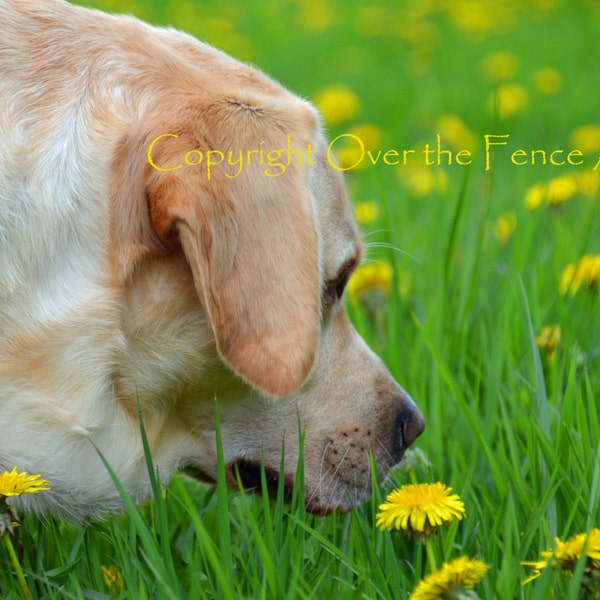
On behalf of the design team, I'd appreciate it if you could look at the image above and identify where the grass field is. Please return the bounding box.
[2,0,600,598]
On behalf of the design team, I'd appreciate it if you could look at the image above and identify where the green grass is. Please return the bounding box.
[2,0,600,598]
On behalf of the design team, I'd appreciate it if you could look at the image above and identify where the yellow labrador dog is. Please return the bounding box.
[0,0,424,520]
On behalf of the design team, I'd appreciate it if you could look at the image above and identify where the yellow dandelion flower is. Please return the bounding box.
[313,84,360,127]
[0,469,49,600]
[1,467,50,538]
[0,467,51,497]
[331,123,383,172]
[348,262,393,298]
[480,50,520,83]
[520,558,549,585]
[522,529,600,584]
[570,124,600,154]
[436,114,478,151]
[576,170,600,198]
[525,175,580,211]
[560,255,600,295]
[493,210,517,243]
[102,565,124,591]
[488,83,528,120]
[354,201,379,225]
[556,530,600,569]
[347,123,383,150]
[533,67,562,95]
[297,0,333,33]
[376,483,466,538]
[560,263,577,295]
[536,325,560,364]
[524,182,547,211]
[401,165,448,197]
[410,556,490,600]
[335,146,367,171]
[447,2,499,38]
[546,175,579,206]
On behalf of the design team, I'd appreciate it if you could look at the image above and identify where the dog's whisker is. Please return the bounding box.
[363,240,418,261]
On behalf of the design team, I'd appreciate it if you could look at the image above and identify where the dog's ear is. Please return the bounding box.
[146,94,321,397]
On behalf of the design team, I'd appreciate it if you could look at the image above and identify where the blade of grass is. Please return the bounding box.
[135,400,181,595]
[92,444,180,599]
[519,277,556,541]
[214,402,235,600]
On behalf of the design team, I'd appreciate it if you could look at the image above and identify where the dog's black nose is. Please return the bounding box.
[401,403,425,447]
[394,397,425,450]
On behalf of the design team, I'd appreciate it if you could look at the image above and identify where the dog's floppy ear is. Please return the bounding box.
[147,94,321,397]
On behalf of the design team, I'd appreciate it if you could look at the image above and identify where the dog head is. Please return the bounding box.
[109,33,424,514]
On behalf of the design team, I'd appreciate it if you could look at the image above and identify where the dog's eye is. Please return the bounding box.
[323,259,356,308]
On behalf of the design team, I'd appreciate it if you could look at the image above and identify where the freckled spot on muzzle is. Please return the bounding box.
[323,426,374,488]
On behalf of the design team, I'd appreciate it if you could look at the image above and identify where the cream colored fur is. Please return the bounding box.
[0,0,424,520]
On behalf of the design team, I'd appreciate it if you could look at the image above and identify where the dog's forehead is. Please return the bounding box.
[309,138,362,276]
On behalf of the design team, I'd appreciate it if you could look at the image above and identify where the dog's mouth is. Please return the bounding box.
[185,457,370,516]
[232,460,293,499]
[228,461,340,515]
[183,460,294,500]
